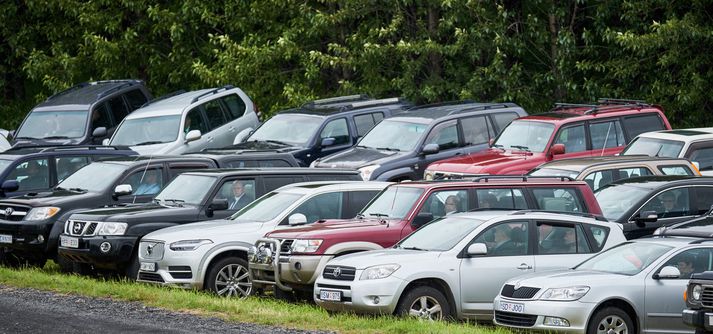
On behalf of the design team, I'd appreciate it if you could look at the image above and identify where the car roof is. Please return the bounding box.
[277,97,411,117]
[95,155,216,166]
[635,128,713,141]
[188,150,296,159]
[0,145,134,161]
[604,175,713,190]
[275,181,392,194]
[390,176,589,189]
[387,101,523,123]
[631,236,709,247]
[534,155,693,173]
[34,80,144,109]
[449,210,611,225]
[124,87,237,118]
[182,167,360,177]
[515,100,663,124]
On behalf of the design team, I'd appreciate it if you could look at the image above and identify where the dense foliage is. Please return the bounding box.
[1,0,711,128]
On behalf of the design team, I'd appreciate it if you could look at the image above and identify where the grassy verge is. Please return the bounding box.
[0,262,510,334]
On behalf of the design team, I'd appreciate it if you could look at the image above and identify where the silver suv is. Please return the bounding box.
[108,85,259,155]
[314,211,625,321]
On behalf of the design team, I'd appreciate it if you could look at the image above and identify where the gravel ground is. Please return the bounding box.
[0,285,332,334]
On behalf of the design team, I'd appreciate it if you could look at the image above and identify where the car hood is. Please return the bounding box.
[231,140,303,153]
[70,204,198,223]
[266,217,404,239]
[326,248,443,271]
[427,148,535,174]
[143,219,265,242]
[1,189,99,207]
[315,147,404,169]
[507,269,633,288]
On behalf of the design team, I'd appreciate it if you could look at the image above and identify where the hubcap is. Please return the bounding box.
[407,296,442,320]
[214,263,252,298]
[596,315,628,334]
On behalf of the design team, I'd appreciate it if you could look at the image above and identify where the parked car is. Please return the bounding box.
[313,211,625,320]
[230,95,411,166]
[58,168,361,277]
[494,236,713,334]
[107,85,259,155]
[683,269,713,333]
[653,210,713,237]
[250,176,603,298]
[595,176,713,239]
[424,99,672,179]
[190,148,300,168]
[12,80,151,146]
[528,155,699,191]
[0,156,220,268]
[136,181,391,297]
[0,145,137,198]
[311,101,527,181]
[621,128,713,176]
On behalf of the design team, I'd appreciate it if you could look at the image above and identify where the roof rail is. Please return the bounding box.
[190,85,235,103]
[597,98,650,106]
[341,97,408,110]
[405,100,476,111]
[583,103,651,115]
[454,102,520,115]
[688,238,713,244]
[141,89,187,108]
[45,82,92,101]
[96,80,143,99]
[37,145,131,153]
[551,103,598,111]
[304,94,371,107]
[471,175,575,182]
[509,210,609,222]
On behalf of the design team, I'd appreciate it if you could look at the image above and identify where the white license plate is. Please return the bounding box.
[0,234,11,244]
[319,289,342,302]
[499,301,525,313]
[708,314,713,326]
[59,235,78,248]
[140,262,156,272]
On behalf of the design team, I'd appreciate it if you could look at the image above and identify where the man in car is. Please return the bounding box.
[228,180,253,210]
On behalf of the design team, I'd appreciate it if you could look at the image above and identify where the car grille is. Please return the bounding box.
[138,241,165,261]
[280,239,294,254]
[65,220,99,236]
[701,285,713,307]
[500,284,541,299]
[0,204,29,221]
[168,266,192,279]
[322,265,356,281]
[495,311,537,327]
[138,272,164,283]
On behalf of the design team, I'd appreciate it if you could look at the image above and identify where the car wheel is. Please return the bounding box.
[206,257,252,298]
[396,286,451,321]
[124,253,139,280]
[587,306,634,334]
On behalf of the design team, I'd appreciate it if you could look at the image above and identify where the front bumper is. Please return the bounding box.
[249,238,333,291]
[136,240,206,289]
[314,273,406,315]
[0,219,54,254]
[58,234,138,269]
[682,308,713,331]
[492,296,595,334]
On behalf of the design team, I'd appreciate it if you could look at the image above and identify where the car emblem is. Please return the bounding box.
[332,267,341,278]
[146,244,154,256]
[514,282,521,290]
[72,222,82,234]
[4,207,13,218]
[331,164,337,168]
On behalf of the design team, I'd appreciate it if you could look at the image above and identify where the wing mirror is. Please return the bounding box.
[421,143,440,155]
[206,198,229,217]
[466,243,488,256]
[634,210,658,224]
[655,265,681,279]
[288,213,308,226]
[234,128,253,145]
[1,180,19,195]
[113,184,133,196]
[411,212,434,229]
[550,143,566,156]
[92,127,107,138]
[185,130,202,143]
[321,137,336,147]
[102,138,110,146]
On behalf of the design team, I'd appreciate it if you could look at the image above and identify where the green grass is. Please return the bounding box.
[0,262,511,334]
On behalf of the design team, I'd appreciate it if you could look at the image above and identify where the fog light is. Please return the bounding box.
[100,242,111,253]
[543,316,570,327]
[37,235,44,243]
[295,262,302,270]
[372,296,380,304]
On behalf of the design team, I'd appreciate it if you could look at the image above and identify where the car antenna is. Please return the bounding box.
[385,186,399,228]
[133,153,154,204]
[600,122,613,156]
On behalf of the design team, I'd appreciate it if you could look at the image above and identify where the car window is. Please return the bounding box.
[460,116,490,146]
[659,248,713,279]
[690,187,713,216]
[258,160,293,167]
[639,188,691,219]
[185,108,209,134]
[354,113,384,137]
[156,174,217,206]
[283,192,343,225]
[491,112,519,132]
[167,164,212,179]
[416,189,469,219]
[622,114,666,139]
[472,221,529,257]
[106,96,128,126]
[124,168,164,196]
[203,100,228,130]
[586,225,610,251]
[212,179,257,211]
[91,104,112,130]
[531,188,585,213]
[343,190,380,218]
[221,94,246,120]
[689,147,713,172]
[583,167,652,191]
[8,159,50,191]
[537,223,591,255]
[124,89,149,111]
[262,176,304,191]
[320,118,350,145]
[425,120,459,150]
[56,156,91,182]
[475,188,527,209]
[554,124,586,153]
[659,165,694,176]
[590,120,626,150]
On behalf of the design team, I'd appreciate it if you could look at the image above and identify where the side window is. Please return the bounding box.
[8,159,50,191]
[537,223,590,255]
[262,176,304,192]
[56,156,91,181]
[475,188,527,209]
[258,160,293,167]
[203,100,228,130]
[659,165,694,176]
[284,192,343,225]
[491,112,519,133]
[659,248,713,279]
[221,94,246,120]
[124,89,149,111]
[425,120,459,150]
[185,108,209,134]
[472,221,529,257]
[690,187,713,216]
[586,225,610,252]
[91,104,112,130]
[416,189,469,219]
[589,120,625,149]
[354,114,378,137]
[107,96,129,126]
[639,188,691,219]
[622,114,666,139]
[554,124,586,153]
[320,118,350,145]
[168,164,212,179]
[460,116,489,146]
[124,168,164,196]
[343,190,380,218]
[373,112,384,123]
[213,179,257,211]
[583,168,652,191]
[531,188,585,213]
[225,160,257,168]
[689,147,713,172]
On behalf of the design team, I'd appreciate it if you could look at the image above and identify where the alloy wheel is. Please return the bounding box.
[407,296,443,320]
[596,314,628,334]
[214,263,252,297]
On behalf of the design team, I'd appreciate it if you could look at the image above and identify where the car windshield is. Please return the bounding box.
[56,162,127,192]
[248,114,323,146]
[16,110,88,139]
[397,217,484,251]
[528,167,580,179]
[154,175,216,205]
[595,183,653,220]
[229,191,304,222]
[111,115,181,146]
[493,120,555,153]
[622,137,684,158]
[358,186,424,219]
[0,159,13,175]
[357,120,428,152]
[575,242,673,275]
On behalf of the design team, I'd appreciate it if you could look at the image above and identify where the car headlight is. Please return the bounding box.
[360,264,400,280]
[358,165,380,181]
[25,207,61,221]
[692,284,703,301]
[540,286,590,301]
[290,239,322,253]
[169,239,213,251]
[97,222,128,235]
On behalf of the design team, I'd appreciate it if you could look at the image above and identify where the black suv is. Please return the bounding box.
[0,155,221,267]
[311,101,528,181]
[58,168,361,276]
[230,95,412,166]
[12,80,152,146]
[0,145,137,198]
[190,148,300,168]
[684,269,713,333]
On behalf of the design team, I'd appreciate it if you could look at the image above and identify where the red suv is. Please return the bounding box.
[424,99,672,179]
[248,176,603,297]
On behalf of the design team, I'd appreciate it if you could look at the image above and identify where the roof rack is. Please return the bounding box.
[405,100,476,111]
[345,97,406,109]
[6,145,131,153]
[509,210,609,222]
[302,95,371,108]
[45,82,91,101]
[471,175,575,182]
[45,79,143,102]
[583,103,650,115]
[96,80,143,99]
[551,103,598,111]
[597,98,650,106]
[453,102,520,115]
[141,89,187,108]
[191,85,235,103]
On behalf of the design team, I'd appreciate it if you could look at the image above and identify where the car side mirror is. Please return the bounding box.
[550,143,566,156]
[411,212,434,229]
[206,198,229,217]
[288,213,308,226]
[634,210,658,224]
[185,130,202,143]
[234,128,253,145]
[92,127,107,138]
[421,143,440,155]
[321,137,336,147]
[102,138,110,146]
[8,129,15,140]
[488,138,495,146]
[1,180,19,193]
[466,243,488,256]
[655,265,681,279]
[113,184,133,196]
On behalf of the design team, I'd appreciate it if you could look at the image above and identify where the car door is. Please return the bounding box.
[644,247,713,333]
[458,220,534,317]
[115,165,166,204]
[458,115,493,155]
[532,221,595,272]
[220,93,254,144]
[588,118,627,156]
[419,120,464,171]
[183,107,211,153]
[202,99,233,148]
[552,123,591,160]
[317,118,352,160]
[202,177,257,219]
[629,186,713,238]
[685,141,713,175]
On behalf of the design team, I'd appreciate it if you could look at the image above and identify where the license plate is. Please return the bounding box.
[140,262,156,272]
[499,301,525,313]
[319,289,342,302]
[0,234,11,244]
[708,314,713,326]
[59,235,78,248]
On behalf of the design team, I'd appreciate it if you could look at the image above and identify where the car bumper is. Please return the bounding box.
[58,234,138,269]
[249,238,333,291]
[136,242,206,289]
[314,274,406,315]
[682,309,713,331]
[0,219,53,254]
[492,297,595,334]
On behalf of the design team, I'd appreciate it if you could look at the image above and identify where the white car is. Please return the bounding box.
[136,181,390,297]
[622,128,713,175]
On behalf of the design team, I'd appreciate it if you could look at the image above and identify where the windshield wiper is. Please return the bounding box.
[510,145,530,152]
[68,187,87,192]
[400,246,427,251]
[14,136,38,140]
[368,212,389,218]
[264,139,289,146]
[160,199,185,206]
[376,147,400,152]
[42,136,70,140]
[135,141,164,146]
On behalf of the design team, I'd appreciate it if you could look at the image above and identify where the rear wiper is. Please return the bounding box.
[135,141,163,146]
[42,136,70,140]
[376,147,400,152]
[510,145,530,151]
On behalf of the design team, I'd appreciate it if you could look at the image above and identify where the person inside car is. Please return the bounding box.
[228,180,253,210]
[444,195,461,215]
[660,192,680,218]
[134,170,161,195]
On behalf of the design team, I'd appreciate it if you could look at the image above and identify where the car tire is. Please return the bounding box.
[0,249,45,268]
[587,306,634,334]
[206,257,252,298]
[56,256,74,273]
[396,286,451,320]
[124,253,139,280]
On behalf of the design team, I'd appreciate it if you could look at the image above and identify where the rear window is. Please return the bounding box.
[531,187,586,213]
[622,113,666,139]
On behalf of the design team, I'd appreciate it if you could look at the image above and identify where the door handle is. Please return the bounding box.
[228,126,235,132]
[517,263,532,270]
[207,137,214,142]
